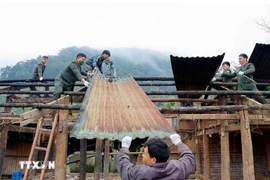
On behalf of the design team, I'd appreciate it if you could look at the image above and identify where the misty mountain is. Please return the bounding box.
[0,46,174,80]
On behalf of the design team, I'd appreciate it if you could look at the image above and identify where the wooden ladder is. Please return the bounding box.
[23,112,59,180]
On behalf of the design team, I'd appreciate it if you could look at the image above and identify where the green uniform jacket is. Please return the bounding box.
[31,63,46,80]
[55,61,87,86]
[221,63,257,90]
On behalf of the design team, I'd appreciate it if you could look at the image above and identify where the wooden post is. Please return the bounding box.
[94,138,103,180]
[239,99,255,179]
[79,139,87,180]
[266,138,270,172]
[104,139,110,179]
[55,97,70,180]
[0,124,9,179]
[203,130,210,179]
[195,121,201,175]
[219,96,230,180]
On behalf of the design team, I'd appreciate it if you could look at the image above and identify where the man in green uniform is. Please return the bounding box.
[53,53,90,100]
[221,53,267,104]
[28,56,48,91]
[213,61,233,82]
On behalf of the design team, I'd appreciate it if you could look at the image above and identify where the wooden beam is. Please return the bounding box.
[94,139,102,180]
[0,124,9,179]
[104,139,110,179]
[160,104,270,114]
[14,97,53,103]
[55,97,69,180]
[177,114,270,120]
[151,98,218,103]
[239,100,255,179]
[203,131,210,179]
[79,139,87,180]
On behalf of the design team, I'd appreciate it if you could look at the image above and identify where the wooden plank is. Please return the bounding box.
[0,124,9,179]
[203,131,210,179]
[94,139,103,180]
[219,96,230,180]
[55,97,70,180]
[79,139,87,180]
[239,99,255,180]
[225,124,240,131]
[104,139,110,179]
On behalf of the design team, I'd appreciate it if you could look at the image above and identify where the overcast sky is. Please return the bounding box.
[0,0,270,68]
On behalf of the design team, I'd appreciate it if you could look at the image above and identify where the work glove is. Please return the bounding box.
[170,134,182,145]
[121,136,132,149]
[238,71,244,76]
[39,77,43,81]
[84,81,90,87]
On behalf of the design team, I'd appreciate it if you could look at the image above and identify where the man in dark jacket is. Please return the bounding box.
[28,56,48,91]
[117,134,195,180]
[53,53,90,100]
[221,53,267,104]
[83,50,111,74]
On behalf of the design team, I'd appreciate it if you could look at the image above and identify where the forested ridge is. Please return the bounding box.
[0,46,174,80]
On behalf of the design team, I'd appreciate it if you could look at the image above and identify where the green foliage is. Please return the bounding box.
[0,46,173,80]
[164,102,176,108]
[267,86,270,91]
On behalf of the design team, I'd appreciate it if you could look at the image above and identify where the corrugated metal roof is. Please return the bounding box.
[71,73,175,140]
[170,53,225,97]
[249,43,270,82]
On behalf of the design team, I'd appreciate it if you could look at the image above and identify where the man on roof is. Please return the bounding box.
[220,53,268,104]
[27,56,48,97]
[53,53,91,100]
[117,134,195,180]
[213,61,233,82]
[83,50,116,77]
